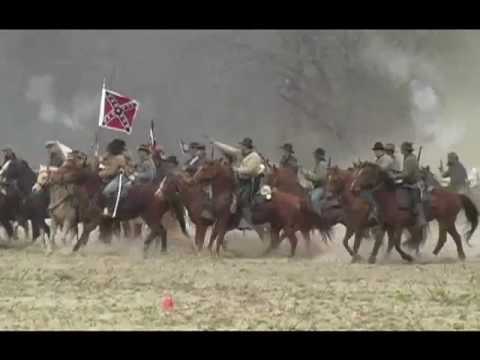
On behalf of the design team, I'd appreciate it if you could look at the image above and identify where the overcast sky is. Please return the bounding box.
[2,30,480,171]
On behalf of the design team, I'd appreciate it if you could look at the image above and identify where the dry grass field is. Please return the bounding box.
[1,214,480,331]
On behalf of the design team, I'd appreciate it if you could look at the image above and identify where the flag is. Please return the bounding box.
[98,81,140,134]
[149,120,156,146]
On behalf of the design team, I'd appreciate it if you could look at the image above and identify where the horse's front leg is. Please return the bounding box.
[351,231,364,263]
[194,224,208,253]
[368,226,385,264]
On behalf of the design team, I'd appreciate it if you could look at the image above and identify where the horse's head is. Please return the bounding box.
[350,162,383,194]
[192,159,224,184]
[327,166,351,194]
[33,165,59,192]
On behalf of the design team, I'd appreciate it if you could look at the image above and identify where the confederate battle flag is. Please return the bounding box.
[98,82,140,134]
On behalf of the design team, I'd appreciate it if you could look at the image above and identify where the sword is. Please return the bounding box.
[112,172,123,219]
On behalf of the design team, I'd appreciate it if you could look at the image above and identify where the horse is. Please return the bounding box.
[161,171,221,252]
[326,165,400,263]
[33,166,79,251]
[251,186,335,257]
[46,162,188,255]
[261,165,343,251]
[351,162,479,262]
[190,159,267,256]
[0,158,49,242]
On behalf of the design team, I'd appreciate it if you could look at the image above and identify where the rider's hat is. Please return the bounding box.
[372,142,385,151]
[280,143,294,154]
[314,147,326,159]
[238,137,254,149]
[400,141,414,152]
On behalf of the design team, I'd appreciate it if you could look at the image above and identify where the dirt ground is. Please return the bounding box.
[1,216,480,330]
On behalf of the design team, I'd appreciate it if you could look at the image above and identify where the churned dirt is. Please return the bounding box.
[1,212,480,330]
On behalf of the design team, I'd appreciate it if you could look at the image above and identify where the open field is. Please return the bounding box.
[1,218,480,331]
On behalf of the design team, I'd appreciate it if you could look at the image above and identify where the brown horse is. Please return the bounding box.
[161,171,218,252]
[327,165,398,263]
[263,165,343,248]
[191,159,268,256]
[351,162,479,261]
[251,186,334,257]
[47,162,188,255]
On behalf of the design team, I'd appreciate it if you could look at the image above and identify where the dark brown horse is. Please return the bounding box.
[263,165,343,249]
[160,171,218,252]
[351,162,479,261]
[327,165,395,263]
[251,187,334,257]
[47,162,188,255]
[190,159,268,256]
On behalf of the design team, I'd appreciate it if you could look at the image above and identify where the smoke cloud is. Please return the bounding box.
[25,74,98,130]
[0,30,479,171]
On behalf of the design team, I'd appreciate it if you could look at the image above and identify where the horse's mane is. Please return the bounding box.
[360,162,396,190]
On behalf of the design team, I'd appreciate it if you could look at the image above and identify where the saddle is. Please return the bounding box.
[395,183,430,211]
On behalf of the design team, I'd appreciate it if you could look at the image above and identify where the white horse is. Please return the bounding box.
[33,166,78,253]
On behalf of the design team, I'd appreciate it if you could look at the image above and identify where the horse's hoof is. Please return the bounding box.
[368,256,376,264]
[403,255,414,263]
[351,255,362,264]
[459,253,466,261]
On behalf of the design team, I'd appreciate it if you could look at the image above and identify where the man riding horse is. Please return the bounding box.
[439,151,468,193]
[183,142,208,176]
[279,143,299,175]
[100,139,135,217]
[211,137,265,223]
[134,144,156,185]
[360,142,398,223]
[301,147,328,216]
[394,141,427,228]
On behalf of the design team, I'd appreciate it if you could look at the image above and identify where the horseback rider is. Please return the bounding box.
[394,141,427,227]
[439,151,468,193]
[302,147,327,216]
[134,144,156,185]
[0,146,34,199]
[359,142,393,223]
[384,143,402,174]
[211,137,265,221]
[45,141,66,167]
[183,142,207,176]
[99,139,135,216]
[279,143,299,174]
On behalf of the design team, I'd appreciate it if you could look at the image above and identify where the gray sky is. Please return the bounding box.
[2,30,480,171]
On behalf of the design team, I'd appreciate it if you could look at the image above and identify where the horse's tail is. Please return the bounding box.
[300,201,334,243]
[167,192,189,239]
[459,194,479,245]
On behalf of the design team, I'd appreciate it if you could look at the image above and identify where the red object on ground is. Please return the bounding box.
[162,295,175,311]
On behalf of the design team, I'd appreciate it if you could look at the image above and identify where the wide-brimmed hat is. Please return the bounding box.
[280,143,294,154]
[314,147,325,159]
[384,143,395,152]
[166,155,178,165]
[137,144,151,154]
[238,137,254,149]
[372,142,384,151]
[190,142,206,150]
[400,141,414,152]
[1,145,13,152]
[45,141,57,148]
[447,152,458,160]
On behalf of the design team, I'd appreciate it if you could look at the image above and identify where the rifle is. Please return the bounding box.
[417,146,423,164]
[328,157,332,169]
